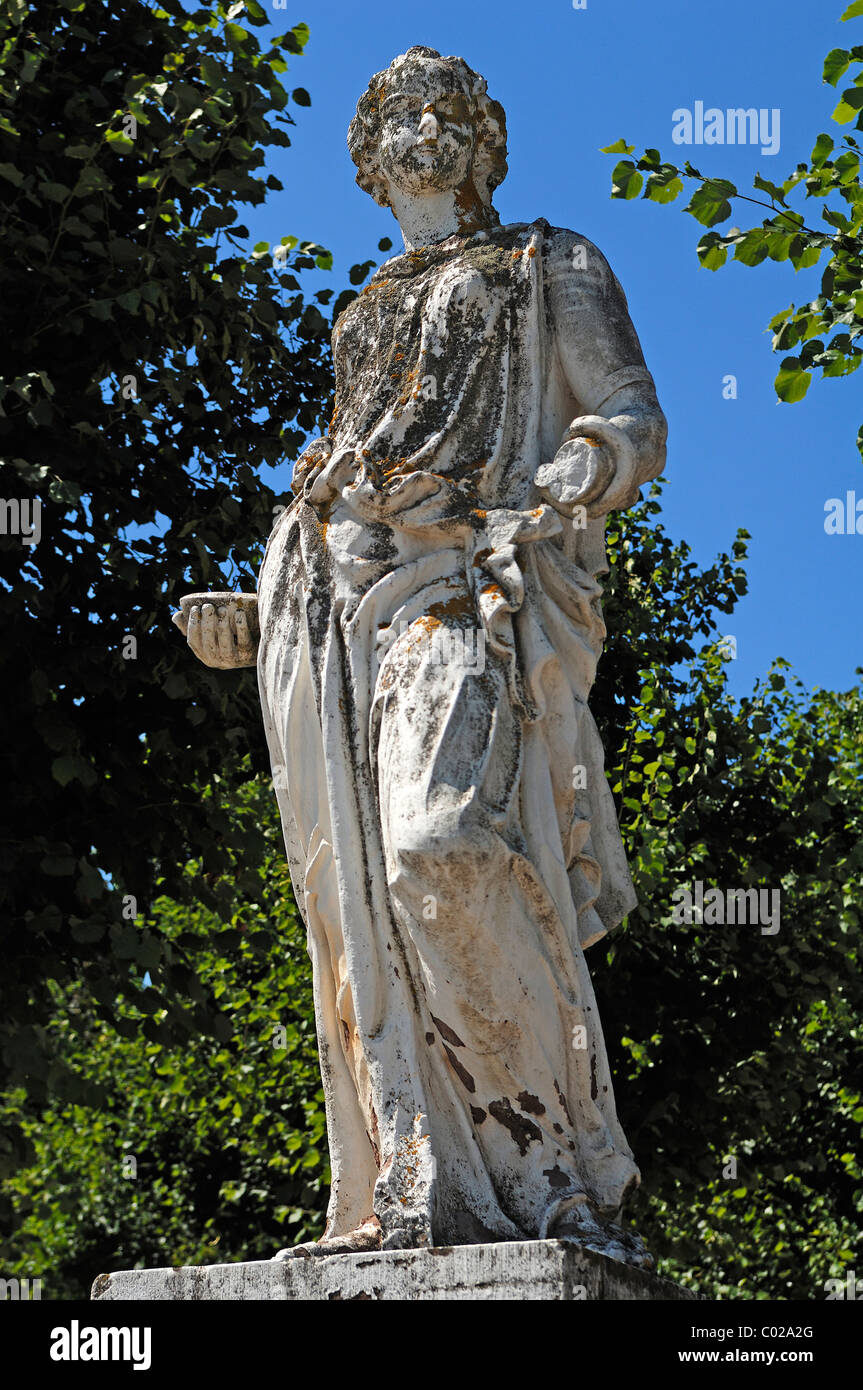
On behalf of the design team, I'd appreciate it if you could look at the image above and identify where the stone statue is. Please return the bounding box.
[174,46,667,1265]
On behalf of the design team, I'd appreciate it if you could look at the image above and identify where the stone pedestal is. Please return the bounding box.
[91,1239,697,1301]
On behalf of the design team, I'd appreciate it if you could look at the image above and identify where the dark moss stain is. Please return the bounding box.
[487,1098,542,1156]
[470,1105,487,1125]
[554,1077,574,1128]
[543,1165,570,1189]
[368,1102,381,1167]
[425,1031,436,1046]
[431,1014,465,1048]
[443,1044,475,1093]
[516,1090,545,1117]
[553,1122,563,1136]
[590,1052,598,1102]
[461,242,517,285]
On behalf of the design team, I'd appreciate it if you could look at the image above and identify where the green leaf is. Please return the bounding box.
[765,228,794,261]
[40,181,71,202]
[696,232,728,270]
[287,21,310,51]
[811,133,834,167]
[601,138,635,155]
[775,358,812,403]
[733,228,770,267]
[823,49,852,87]
[840,0,863,19]
[39,854,77,877]
[291,88,311,107]
[685,179,736,228]
[753,174,788,206]
[788,238,822,271]
[645,171,684,205]
[51,754,98,788]
[611,160,643,200]
[833,87,863,123]
[70,918,107,944]
[200,55,226,89]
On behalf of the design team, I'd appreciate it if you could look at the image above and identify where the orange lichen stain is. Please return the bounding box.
[312,494,336,541]
[472,508,487,519]
[482,582,504,600]
[394,352,404,361]
[511,249,522,259]
[428,590,474,621]
[453,175,486,231]
[580,435,601,448]
[527,246,537,258]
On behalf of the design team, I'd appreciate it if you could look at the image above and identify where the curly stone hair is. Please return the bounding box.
[347,46,508,211]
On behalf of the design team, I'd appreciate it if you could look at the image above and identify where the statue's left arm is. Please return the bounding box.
[535,230,667,518]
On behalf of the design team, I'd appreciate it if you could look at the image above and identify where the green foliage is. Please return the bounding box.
[601,3,863,459]
[0,0,343,1169]
[592,489,863,1298]
[1,780,327,1297]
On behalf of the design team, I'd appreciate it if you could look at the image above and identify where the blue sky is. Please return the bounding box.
[244,0,862,699]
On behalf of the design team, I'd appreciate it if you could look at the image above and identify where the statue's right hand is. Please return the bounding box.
[172,595,259,669]
[292,437,333,494]
[293,438,359,505]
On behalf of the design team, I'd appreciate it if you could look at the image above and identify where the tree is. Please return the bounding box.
[592,489,863,1297]
[602,0,863,460]
[1,786,329,1297]
[0,0,349,1179]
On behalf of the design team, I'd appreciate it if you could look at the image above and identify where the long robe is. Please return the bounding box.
[257,217,660,1248]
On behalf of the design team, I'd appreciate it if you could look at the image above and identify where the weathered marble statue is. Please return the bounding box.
[175,47,666,1264]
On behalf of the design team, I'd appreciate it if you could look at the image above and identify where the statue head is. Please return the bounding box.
[348,47,507,226]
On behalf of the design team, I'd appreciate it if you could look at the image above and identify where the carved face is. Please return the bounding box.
[377,60,476,199]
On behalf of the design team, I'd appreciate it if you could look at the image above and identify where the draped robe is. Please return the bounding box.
[256,217,662,1248]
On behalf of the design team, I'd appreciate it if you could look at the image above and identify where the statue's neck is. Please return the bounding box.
[389,182,498,252]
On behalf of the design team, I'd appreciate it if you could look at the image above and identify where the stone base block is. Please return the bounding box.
[92,1239,697,1301]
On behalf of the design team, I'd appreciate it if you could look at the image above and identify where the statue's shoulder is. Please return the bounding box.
[525,222,612,280]
[480,220,609,273]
